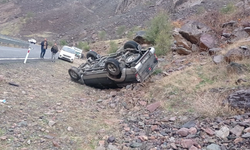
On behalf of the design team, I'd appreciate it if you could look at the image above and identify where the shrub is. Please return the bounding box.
[79,41,90,51]
[126,26,142,40]
[77,41,90,51]
[116,25,126,38]
[60,40,67,46]
[108,41,118,54]
[98,31,106,41]
[220,3,235,14]
[145,11,173,56]
[48,41,53,47]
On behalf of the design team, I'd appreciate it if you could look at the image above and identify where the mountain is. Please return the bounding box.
[0,0,235,44]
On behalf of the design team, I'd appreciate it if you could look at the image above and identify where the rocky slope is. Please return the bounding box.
[0,0,236,44]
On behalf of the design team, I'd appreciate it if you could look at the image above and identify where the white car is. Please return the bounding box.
[28,38,36,44]
[58,46,75,63]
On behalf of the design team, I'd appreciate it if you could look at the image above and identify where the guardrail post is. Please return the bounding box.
[24,47,31,64]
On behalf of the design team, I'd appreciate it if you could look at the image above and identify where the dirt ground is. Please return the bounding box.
[0,59,123,150]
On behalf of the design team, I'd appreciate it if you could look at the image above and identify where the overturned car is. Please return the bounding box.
[68,41,158,89]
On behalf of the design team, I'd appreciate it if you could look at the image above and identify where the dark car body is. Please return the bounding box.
[68,41,158,89]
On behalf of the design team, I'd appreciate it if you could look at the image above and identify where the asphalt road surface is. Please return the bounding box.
[0,44,58,63]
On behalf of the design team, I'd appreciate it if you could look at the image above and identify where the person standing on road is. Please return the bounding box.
[40,38,48,58]
[51,43,58,62]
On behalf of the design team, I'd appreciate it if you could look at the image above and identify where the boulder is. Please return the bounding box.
[200,33,218,51]
[232,27,250,42]
[244,27,250,33]
[179,21,210,44]
[224,48,243,63]
[222,20,237,28]
[172,47,192,55]
[226,62,246,74]
[172,31,192,50]
[242,21,250,28]
[209,48,222,55]
[133,31,150,45]
[213,55,225,64]
[227,88,250,110]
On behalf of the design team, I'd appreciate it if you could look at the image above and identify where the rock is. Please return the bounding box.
[169,116,177,122]
[200,33,218,50]
[107,136,116,143]
[179,21,210,44]
[202,128,215,136]
[110,91,117,97]
[177,128,189,137]
[188,127,197,135]
[234,137,244,144]
[226,62,245,75]
[189,145,199,150]
[67,126,73,131]
[130,142,142,148]
[44,135,54,139]
[244,27,250,33]
[222,20,237,28]
[174,47,192,55]
[0,136,7,141]
[244,127,250,133]
[18,121,28,127]
[206,144,221,150]
[209,48,222,55]
[95,146,105,150]
[225,48,243,63]
[146,101,161,112]
[227,88,250,110]
[182,120,197,128]
[48,121,56,127]
[170,143,178,149]
[215,126,230,139]
[97,99,103,103]
[108,144,119,150]
[52,140,60,147]
[242,132,250,138]
[180,139,197,149]
[213,55,224,64]
[232,27,250,42]
[242,21,250,28]
[0,75,5,83]
[230,125,244,137]
[173,31,192,50]
[191,44,199,52]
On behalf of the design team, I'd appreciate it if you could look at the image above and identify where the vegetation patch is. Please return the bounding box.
[145,11,173,56]
[108,41,118,53]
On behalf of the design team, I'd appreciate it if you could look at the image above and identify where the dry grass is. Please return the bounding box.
[146,54,250,117]
[0,60,121,150]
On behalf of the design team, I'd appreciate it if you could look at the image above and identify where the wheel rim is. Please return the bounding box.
[70,70,78,79]
[126,53,140,63]
[107,64,117,73]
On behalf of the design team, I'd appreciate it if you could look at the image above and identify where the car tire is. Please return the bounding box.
[105,58,121,76]
[125,53,141,64]
[86,51,98,60]
[124,41,139,50]
[68,67,81,81]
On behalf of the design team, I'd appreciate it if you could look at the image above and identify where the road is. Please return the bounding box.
[0,44,56,63]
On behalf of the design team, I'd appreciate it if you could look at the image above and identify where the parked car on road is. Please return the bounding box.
[58,46,75,63]
[28,38,36,44]
[68,41,158,89]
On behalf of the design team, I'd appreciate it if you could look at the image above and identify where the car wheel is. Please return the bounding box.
[68,67,81,81]
[87,51,99,61]
[105,58,121,76]
[125,53,141,64]
[124,41,139,50]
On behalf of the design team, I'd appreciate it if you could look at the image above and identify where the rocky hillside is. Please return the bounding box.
[0,0,236,44]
